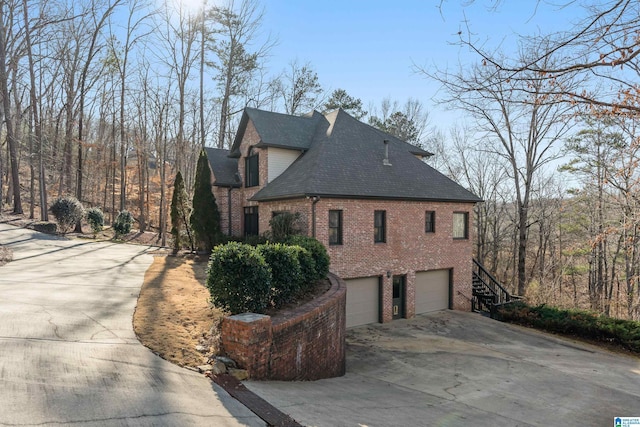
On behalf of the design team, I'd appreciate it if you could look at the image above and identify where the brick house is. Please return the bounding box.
[206,107,481,327]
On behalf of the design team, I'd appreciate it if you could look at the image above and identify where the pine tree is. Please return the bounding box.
[190,150,221,252]
[170,171,193,251]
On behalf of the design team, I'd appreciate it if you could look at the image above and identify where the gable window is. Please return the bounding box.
[453,212,469,240]
[374,210,386,243]
[425,211,435,233]
[245,149,259,187]
[244,206,259,236]
[328,210,343,245]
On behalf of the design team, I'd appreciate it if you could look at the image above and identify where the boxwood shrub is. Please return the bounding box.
[257,243,303,308]
[496,302,640,353]
[289,245,316,294]
[285,235,329,280]
[206,242,272,314]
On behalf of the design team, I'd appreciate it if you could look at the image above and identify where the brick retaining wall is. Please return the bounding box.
[220,273,346,380]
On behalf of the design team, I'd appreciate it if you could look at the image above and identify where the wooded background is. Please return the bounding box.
[1,0,639,320]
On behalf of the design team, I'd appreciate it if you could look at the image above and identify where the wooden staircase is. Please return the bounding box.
[472,259,520,318]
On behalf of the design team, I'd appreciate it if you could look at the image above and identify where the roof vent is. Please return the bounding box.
[383,139,392,166]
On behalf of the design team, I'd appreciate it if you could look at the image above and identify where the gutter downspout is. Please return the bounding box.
[227,187,233,236]
[311,196,320,238]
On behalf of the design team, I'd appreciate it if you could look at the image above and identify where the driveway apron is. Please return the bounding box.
[246,310,640,427]
[0,223,264,426]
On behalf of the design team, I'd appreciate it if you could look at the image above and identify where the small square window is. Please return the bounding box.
[453,212,469,239]
[374,210,386,243]
[329,210,343,245]
[425,211,435,233]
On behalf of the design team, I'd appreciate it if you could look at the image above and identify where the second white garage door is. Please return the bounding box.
[345,277,380,328]
[415,269,450,314]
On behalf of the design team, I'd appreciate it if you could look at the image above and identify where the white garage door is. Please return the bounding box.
[345,277,380,328]
[415,270,450,314]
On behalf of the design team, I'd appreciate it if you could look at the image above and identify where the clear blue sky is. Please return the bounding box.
[257,0,584,127]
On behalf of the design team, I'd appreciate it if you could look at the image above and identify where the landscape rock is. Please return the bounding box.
[212,356,237,369]
[228,368,249,381]
[210,359,227,375]
[197,364,213,374]
[195,345,208,353]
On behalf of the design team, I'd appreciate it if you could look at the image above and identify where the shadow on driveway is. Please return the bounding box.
[0,223,264,426]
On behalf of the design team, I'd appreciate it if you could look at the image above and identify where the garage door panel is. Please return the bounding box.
[415,270,450,314]
[345,277,379,328]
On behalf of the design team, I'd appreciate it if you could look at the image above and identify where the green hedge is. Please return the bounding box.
[257,243,302,308]
[289,245,316,294]
[285,235,329,281]
[496,302,640,352]
[206,242,272,314]
[207,238,329,314]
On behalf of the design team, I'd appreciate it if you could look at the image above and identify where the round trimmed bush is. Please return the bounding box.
[113,210,134,237]
[206,242,272,314]
[86,207,105,237]
[257,243,303,308]
[50,197,84,235]
[285,235,330,280]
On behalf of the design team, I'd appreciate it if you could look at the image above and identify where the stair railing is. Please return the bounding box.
[472,259,518,308]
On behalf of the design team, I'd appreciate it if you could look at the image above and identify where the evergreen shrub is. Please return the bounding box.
[257,243,303,308]
[206,242,272,314]
[86,207,105,237]
[113,210,134,238]
[50,197,84,235]
[496,302,640,352]
[285,235,330,280]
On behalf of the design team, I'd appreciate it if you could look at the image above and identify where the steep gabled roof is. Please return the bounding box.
[251,109,481,203]
[228,108,323,157]
[204,147,241,187]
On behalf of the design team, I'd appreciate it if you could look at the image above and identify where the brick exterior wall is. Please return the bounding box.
[213,186,243,237]
[257,198,475,318]
[212,117,475,323]
[220,273,346,380]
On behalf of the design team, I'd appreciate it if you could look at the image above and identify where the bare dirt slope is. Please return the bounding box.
[133,255,224,368]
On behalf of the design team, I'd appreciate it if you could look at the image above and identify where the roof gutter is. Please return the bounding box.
[252,193,483,204]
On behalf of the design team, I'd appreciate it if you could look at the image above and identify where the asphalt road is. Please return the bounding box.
[246,310,640,427]
[0,223,264,427]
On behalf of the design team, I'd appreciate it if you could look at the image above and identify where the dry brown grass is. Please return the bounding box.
[133,255,224,368]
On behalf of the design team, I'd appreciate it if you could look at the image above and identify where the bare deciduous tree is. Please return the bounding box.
[424,51,575,295]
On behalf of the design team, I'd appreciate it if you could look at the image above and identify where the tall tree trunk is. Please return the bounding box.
[199,8,206,149]
[31,1,48,221]
[0,3,22,214]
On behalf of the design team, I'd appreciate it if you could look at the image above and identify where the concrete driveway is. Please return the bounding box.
[246,310,640,426]
[0,223,263,426]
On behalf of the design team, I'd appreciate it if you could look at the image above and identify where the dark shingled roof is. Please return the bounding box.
[229,108,323,157]
[249,109,481,203]
[205,147,240,187]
